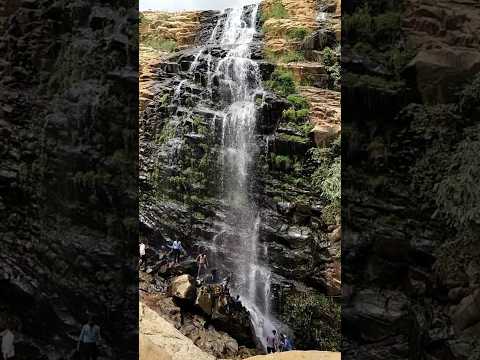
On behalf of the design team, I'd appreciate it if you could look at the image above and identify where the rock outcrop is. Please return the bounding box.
[168,274,196,300]
[404,0,480,103]
[141,287,258,359]
[139,1,341,351]
[140,302,215,360]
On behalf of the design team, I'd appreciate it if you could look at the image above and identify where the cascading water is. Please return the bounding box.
[211,3,281,349]
[164,2,285,349]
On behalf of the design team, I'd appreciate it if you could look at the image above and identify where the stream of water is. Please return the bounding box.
[209,2,280,349]
[166,2,284,349]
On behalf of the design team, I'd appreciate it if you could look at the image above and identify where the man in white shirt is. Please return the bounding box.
[1,325,15,360]
[77,316,101,360]
[139,242,146,266]
[170,240,184,264]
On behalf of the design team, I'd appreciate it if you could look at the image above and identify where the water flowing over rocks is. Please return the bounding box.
[140,0,340,351]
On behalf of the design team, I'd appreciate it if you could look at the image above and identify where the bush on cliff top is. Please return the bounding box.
[261,0,288,22]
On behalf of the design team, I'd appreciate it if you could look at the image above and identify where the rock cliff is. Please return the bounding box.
[342,0,480,359]
[0,0,138,358]
[139,0,340,351]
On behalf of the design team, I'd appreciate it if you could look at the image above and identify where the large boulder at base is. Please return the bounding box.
[140,302,215,360]
[168,274,196,301]
[195,284,255,347]
[159,259,198,277]
[246,351,341,360]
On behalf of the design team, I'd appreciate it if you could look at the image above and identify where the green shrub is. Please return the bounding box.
[282,108,310,123]
[321,47,337,67]
[282,94,310,123]
[287,94,310,110]
[274,155,292,171]
[286,27,311,41]
[280,51,305,63]
[459,73,480,116]
[373,11,402,43]
[280,292,341,351]
[265,68,297,97]
[343,5,373,42]
[261,0,288,22]
[310,137,341,224]
[296,108,310,119]
[142,37,177,52]
[283,108,297,122]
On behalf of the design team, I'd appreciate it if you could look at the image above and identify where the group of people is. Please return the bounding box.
[139,239,187,267]
[1,316,101,360]
[266,329,293,354]
[139,239,215,281]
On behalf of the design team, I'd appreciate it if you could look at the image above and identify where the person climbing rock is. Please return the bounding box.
[196,252,208,278]
[77,315,101,360]
[266,329,278,354]
[1,323,15,360]
[169,240,184,264]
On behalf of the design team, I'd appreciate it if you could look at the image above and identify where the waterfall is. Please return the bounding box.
[162,2,284,349]
[211,3,280,349]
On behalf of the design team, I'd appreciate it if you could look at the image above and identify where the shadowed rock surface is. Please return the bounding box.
[0,0,138,358]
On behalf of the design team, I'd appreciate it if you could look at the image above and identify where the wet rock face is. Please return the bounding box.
[140,4,340,350]
[1,0,137,358]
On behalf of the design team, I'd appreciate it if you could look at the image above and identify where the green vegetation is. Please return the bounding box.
[265,68,297,97]
[282,93,311,124]
[274,155,292,171]
[282,108,309,122]
[343,2,414,86]
[278,133,309,145]
[280,292,341,351]
[343,72,404,90]
[264,49,305,64]
[344,5,402,43]
[261,0,288,22]
[286,27,312,41]
[155,120,176,144]
[142,37,177,52]
[320,47,341,90]
[310,136,341,224]
[280,51,305,63]
[287,94,310,110]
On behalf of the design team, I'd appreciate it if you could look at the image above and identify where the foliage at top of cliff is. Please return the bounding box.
[260,0,289,22]
[343,0,414,87]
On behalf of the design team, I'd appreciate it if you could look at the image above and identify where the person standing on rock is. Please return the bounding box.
[139,241,146,266]
[77,315,101,360]
[170,240,186,264]
[1,323,15,360]
[266,329,278,354]
[196,252,208,278]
